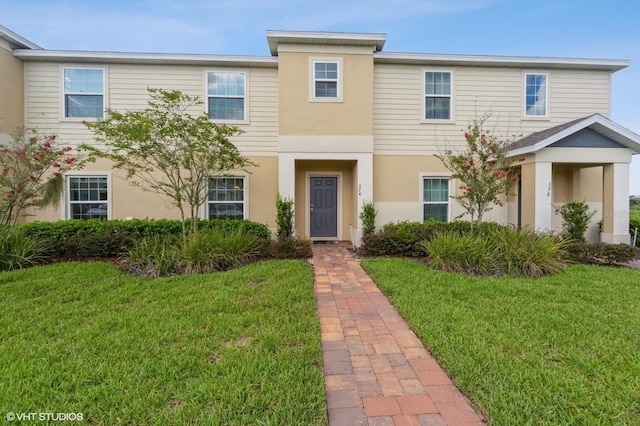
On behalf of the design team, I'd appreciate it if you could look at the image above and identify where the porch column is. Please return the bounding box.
[533,163,553,231]
[601,163,630,244]
[278,154,295,200]
[356,153,374,230]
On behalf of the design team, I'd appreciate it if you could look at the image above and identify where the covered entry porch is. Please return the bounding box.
[278,153,373,243]
[510,115,640,243]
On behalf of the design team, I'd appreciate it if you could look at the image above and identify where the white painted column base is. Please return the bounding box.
[600,233,631,244]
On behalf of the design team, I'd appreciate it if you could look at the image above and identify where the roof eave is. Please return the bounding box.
[0,25,42,50]
[508,115,640,157]
[375,52,629,72]
[266,30,386,56]
[12,49,279,67]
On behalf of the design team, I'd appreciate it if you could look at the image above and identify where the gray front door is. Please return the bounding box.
[310,177,338,238]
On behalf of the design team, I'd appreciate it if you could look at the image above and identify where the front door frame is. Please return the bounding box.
[305,171,342,241]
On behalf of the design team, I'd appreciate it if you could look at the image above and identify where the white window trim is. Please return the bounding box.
[62,172,112,220]
[421,69,454,123]
[205,70,249,124]
[309,57,343,103]
[61,66,107,121]
[523,72,549,119]
[205,174,249,220]
[420,174,452,222]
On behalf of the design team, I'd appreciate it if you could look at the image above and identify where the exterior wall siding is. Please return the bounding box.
[373,64,612,155]
[24,62,279,155]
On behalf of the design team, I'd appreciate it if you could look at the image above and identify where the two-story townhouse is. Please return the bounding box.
[2,26,639,244]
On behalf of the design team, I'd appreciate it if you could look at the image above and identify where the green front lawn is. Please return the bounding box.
[0,260,326,425]
[362,258,640,425]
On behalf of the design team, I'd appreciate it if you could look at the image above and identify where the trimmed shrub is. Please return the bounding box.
[360,220,508,257]
[556,200,595,242]
[361,221,442,257]
[563,241,640,265]
[18,219,270,257]
[61,230,133,257]
[0,227,50,271]
[269,236,313,259]
[359,201,377,236]
[276,194,294,239]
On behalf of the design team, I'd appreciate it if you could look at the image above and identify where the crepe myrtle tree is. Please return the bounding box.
[436,113,524,226]
[81,88,256,239]
[0,127,93,227]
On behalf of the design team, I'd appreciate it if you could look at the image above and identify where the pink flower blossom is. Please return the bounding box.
[43,141,52,148]
[53,162,61,168]
[53,172,61,178]
[1,167,9,175]
[65,157,76,165]
[519,157,526,162]
[64,146,73,152]
[6,192,13,199]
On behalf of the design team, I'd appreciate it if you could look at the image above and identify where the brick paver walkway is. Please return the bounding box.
[313,243,485,426]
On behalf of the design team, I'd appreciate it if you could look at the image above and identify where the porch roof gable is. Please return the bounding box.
[509,114,640,157]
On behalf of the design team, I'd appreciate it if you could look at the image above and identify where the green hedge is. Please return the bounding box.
[563,241,640,265]
[18,219,271,257]
[361,220,507,257]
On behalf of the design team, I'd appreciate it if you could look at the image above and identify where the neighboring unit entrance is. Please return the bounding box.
[310,176,338,238]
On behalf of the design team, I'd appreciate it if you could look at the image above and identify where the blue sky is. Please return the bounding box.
[2,0,639,192]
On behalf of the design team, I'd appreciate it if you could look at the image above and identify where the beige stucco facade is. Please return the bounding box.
[3,27,640,244]
[0,38,25,143]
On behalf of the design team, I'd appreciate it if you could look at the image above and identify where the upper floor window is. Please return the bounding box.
[63,68,104,118]
[208,176,246,220]
[67,175,109,220]
[423,177,449,222]
[424,71,452,120]
[313,61,339,98]
[525,73,548,117]
[207,71,246,121]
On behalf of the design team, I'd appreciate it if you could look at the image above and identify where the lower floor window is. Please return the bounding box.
[68,176,108,220]
[208,177,245,220]
[423,177,449,222]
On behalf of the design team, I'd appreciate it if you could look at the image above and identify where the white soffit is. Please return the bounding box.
[266,30,386,56]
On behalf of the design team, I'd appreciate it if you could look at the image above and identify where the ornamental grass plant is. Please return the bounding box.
[419,225,567,278]
[0,226,50,271]
[125,229,261,277]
